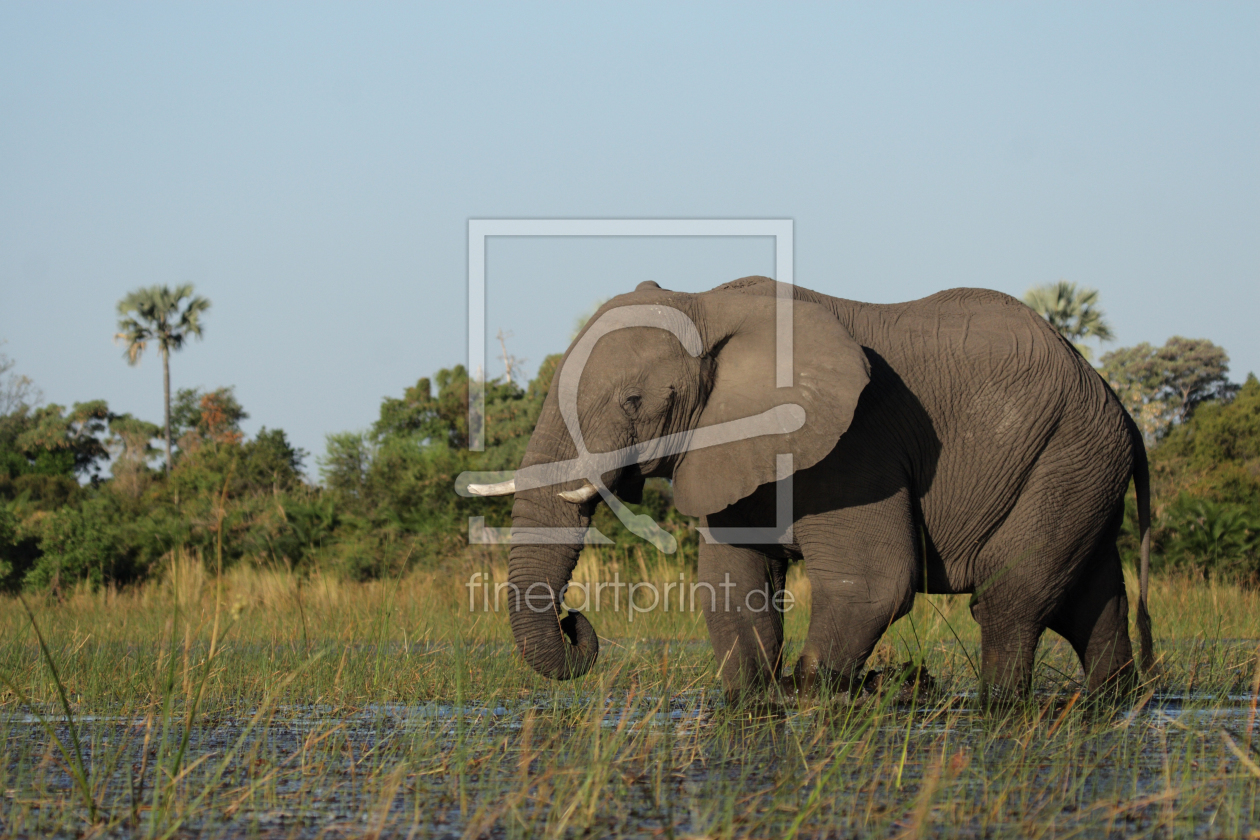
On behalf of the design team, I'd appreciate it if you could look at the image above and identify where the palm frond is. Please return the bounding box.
[1022,280,1115,354]
[115,285,212,358]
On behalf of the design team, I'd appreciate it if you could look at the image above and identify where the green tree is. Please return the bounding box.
[1022,280,1114,362]
[1145,337,1237,422]
[1187,374,1260,465]
[239,427,307,492]
[4,401,111,479]
[107,414,162,499]
[1101,337,1238,444]
[248,427,306,475]
[374,366,474,448]
[26,492,158,591]
[115,284,211,474]
[319,432,374,500]
[170,386,248,452]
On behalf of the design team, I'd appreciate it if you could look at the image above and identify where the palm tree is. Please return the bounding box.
[115,285,211,474]
[1022,280,1115,362]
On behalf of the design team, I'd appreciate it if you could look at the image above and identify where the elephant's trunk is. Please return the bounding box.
[506,488,599,679]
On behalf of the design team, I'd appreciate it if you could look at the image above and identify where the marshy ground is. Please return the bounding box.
[3,551,1260,838]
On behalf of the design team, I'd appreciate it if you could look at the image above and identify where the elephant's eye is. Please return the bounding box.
[621,393,642,415]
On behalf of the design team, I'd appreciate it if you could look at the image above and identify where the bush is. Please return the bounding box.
[1130,373,1260,580]
[0,354,710,590]
[0,503,17,587]
[26,493,156,590]
[1157,494,1259,580]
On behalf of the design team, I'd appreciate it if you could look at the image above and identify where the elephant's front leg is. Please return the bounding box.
[792,562,910,694]
[697,536,788,698]
[792,498,919,695]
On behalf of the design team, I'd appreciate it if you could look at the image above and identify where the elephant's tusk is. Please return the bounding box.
[558,481,600,504]
[467,479,516,496]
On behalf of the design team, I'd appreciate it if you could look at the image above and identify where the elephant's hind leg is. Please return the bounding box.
[1046,544,1136,694]
[967,488,1108,700]
[968,550,1054,702]
[969,435,1132,703]
[972,610,1044,703]
[967,517,1057,700]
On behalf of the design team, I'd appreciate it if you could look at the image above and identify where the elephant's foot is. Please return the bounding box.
[721,693,790,720]
[776,655,859,705]
[777,658,939,706]
[976,681,1039,714]
[777,658,818,699]
[858,661,939,703]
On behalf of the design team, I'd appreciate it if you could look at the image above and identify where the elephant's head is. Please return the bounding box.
[469,278,870,680]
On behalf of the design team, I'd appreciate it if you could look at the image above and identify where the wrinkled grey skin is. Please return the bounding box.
[506,276,1152,700]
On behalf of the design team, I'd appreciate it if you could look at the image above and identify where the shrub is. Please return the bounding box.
[1158,494,1259,580]
[26,493,153,590]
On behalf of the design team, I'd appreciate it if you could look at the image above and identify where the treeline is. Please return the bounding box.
[0,353,693,593]
[1129,372,1260,578]
[1093,336,1259,576]
[0,337,1257,593]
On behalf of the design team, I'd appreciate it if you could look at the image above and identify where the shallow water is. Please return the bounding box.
[5,627,1260,838]
[11,690,1257,729]
[5,686,1259,838]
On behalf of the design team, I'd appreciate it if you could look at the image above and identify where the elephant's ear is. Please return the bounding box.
[672,291,870,517]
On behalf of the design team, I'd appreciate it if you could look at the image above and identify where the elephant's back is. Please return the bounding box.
[875,287,1121,425]
[712,278,1124,438]
[714,278,1072,377]
[710,277,1135,575]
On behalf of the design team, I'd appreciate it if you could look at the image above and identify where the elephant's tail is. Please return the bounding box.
[1130,418,1155,675]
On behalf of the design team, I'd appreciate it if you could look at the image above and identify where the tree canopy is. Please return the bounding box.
[1,401,110,480]
[1101,337,1237,444]
[1143,374,1260,578]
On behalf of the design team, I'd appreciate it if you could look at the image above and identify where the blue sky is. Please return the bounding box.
[1,3,1256,473]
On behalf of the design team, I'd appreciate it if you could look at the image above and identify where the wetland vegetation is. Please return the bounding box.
[3,551,1260,838]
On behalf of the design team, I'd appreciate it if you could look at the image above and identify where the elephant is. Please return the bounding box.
[466,275,1153,701]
